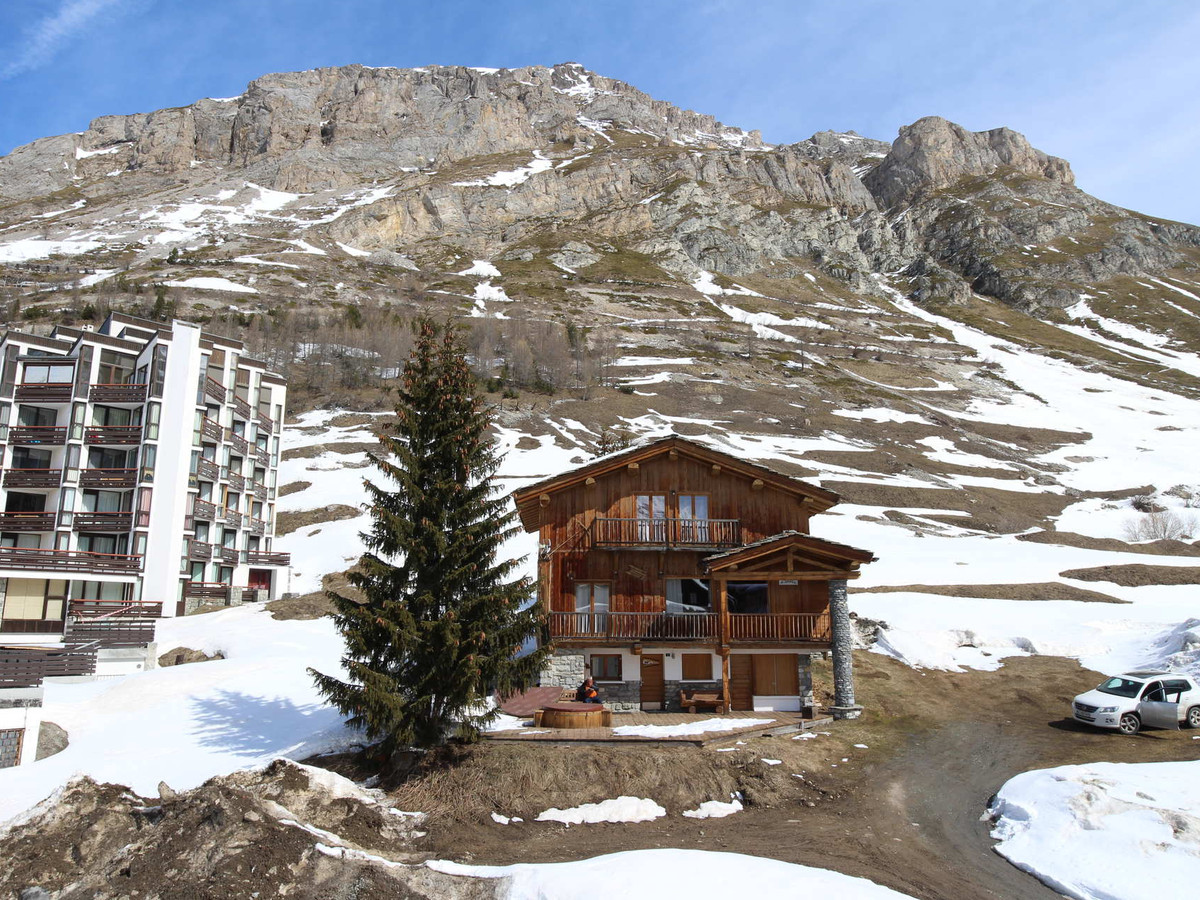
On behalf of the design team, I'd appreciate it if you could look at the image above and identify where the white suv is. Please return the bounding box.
[1072,671,1200,735]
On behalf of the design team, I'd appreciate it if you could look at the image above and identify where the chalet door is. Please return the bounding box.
[574,582,609,636]
[635,494,666,543]
[730,655,753,710]
[678,494,709,543]
[640,654,665,709]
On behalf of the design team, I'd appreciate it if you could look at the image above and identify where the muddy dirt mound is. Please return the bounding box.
[1018,530,1200,556]
[277,504,362,536]
[853,582,1127,603]
[0,760,481,900]
[1060,564,1200,587]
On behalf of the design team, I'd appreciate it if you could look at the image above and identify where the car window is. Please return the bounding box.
[1141,681,1166,702]
[1097,677,1142,697]
[1164,679,1190,694]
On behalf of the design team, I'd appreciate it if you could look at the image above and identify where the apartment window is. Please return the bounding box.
[145,403,159,441]
[727,582,770,615]
[681,653,713,681]
[574,582,610,613]
[635,493,667,542]
[666,578,711,613]
[5,492,46,513]
[678,494,710,542]
[96,350,136,385]
[17,406,56,427]
[591,654,622,682]
[82,490,126,513]
[92,405,132,427]
[88,447,132,469]
[21,363,74,384]
[79,534,123,555]
[11,448,52,470]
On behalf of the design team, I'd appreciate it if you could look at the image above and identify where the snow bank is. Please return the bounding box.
[682,798,743,819]
[611,717,773,738]
[990,760,1200,900]
[534,797,666,825]
[429,848,916,898]
[166,276,258,294]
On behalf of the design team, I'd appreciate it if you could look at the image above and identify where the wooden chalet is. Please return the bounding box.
[512,435,875,717]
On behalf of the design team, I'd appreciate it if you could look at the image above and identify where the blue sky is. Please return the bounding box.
[2,0,1199,224]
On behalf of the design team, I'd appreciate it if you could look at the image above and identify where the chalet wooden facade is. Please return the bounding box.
[513,436,875,717]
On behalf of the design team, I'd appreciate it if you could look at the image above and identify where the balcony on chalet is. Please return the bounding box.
[8,425,68,446]
[88,383,148,404]
[589,517,742,551]
[547,611,831,645]
[0,546,141,574]
[73,511,135,532]
[14,382,73,402]
[84,425,143,445]
[0,512,57,531]
[246,550,290,566]
[3,467,63,489]
[79,468,138,489]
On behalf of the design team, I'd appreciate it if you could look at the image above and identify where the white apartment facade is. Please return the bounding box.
[0,313,290,652]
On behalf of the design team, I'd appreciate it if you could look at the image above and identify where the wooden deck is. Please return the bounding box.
[486,710,830,745]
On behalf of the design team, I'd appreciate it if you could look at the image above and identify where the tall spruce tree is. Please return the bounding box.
[311,318,546,751]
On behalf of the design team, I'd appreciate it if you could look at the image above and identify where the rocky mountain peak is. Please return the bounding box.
[865,115,1074,208]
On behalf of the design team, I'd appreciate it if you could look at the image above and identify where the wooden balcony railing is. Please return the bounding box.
[222,509,242,529]
[192,498,217,520]
[0,648,52,687]
[728,613,830,643]
[590,518,742,549]
[196,457,220,481]
[79,468,137,489]
[232,396,253,420]
[69,600,162,619]
[246,550,290,566]
[246,516,266,536]
[257,411,275,433]
[84,425,143,444]
[255,447,271,466]
[0,512,57,531]
[183,581,230,601]
[73,511,135,532]
[65,616,156,648]
[204,376,227,404]
[226,471,245,491]
[187,539,214,561]
[548,611,719,642]
[219,546,239,564]
[200,416,223,442]
[228,433,250,456]
[8,425,68,445]
[249,481,268,500]
[15,382,73,402]
[0,546,141,573]
[88,382,147,403]
[3,467,63,488]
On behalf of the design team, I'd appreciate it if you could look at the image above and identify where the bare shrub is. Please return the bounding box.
[1129,494,1159,513]
[1122,511,1198,542]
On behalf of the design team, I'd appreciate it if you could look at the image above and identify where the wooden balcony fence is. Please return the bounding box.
[589,517,742,550]
[222,509,242,529]
[0,512,57,531]
[196,458,220,481]
[3,467,62,488]
[79,468,137,489]
[69,600,162,619]
[0,546,141,573]
[257,411,275,433]
[246,516,266,536]
[8,425,68,445]
[245,550,290,566]
[200,416,223,442]
[84,425,142,444]
[219,546,239,564]
[232,396,253,420]
[728,612,830,642]
[192,498,217,520]
[14,383,73,402]
[65,617,156,648]
[226,471,245,492]
[73,511,135,532]
[88,383,147,403]
[228,433,250,456]
[187,539,214,561]
[0,645,97,686]
[255,447,271,466]
[183,581,230,601]
[204,377,227,404]
[548,611,832,644]
[249,481,268,500]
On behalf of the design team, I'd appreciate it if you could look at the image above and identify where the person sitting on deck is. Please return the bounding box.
[575,677,601,704]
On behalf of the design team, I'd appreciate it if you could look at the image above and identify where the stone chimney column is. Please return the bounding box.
[828,578,861,719]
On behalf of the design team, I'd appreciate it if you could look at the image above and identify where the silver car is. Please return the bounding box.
[1072,670,1200,735]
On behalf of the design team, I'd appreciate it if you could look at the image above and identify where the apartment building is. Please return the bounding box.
[0,313,290,668]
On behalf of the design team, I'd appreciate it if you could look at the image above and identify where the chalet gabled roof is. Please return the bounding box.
[511,435,842,532]
[703,530,876,574]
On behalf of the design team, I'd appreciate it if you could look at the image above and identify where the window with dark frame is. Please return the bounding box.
[591,654,622,681]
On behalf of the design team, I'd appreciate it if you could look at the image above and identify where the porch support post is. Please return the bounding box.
[720,649,731,712]
[828,578,861,719]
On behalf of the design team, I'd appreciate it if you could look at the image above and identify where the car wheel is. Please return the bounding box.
[1187,706,1200,729]
[1118,713,1141,735]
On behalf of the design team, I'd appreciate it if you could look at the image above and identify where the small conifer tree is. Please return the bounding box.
[311,318,546,752]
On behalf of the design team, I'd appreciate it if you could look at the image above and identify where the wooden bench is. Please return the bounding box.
[679,689,728,714]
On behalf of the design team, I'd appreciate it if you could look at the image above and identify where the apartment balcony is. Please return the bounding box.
[727,612,831,643]
[196,457,220,482]
[183,581,231,602]
[0,546,141,574]
[84,425,143,445]
[232,396,253,420]
[246,550,290,566]
[228,433,250,456]
[589,518,742,551]
[255,448,271,468]
[3,467,63,489]
[187,539,214,561]
[69,600,162,618]
[8,425,68,445]
[79,468,137,489]
[226,471,245,492]
[0,512,57,531]
[66,602,160,648]
[88,383,148,404]
[192,498,217,521]
[73,511,135,532]
[218,546,239,564]
[257,414,275,435]
[249,481,268,501]
[246,516,266,536]
[222,509,242,529]
[200,416,223,442]
[0,645,98,687]
[204,376,228,404]
[14,382,73,402]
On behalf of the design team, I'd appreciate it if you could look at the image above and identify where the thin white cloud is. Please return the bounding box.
[1,0,131,79]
